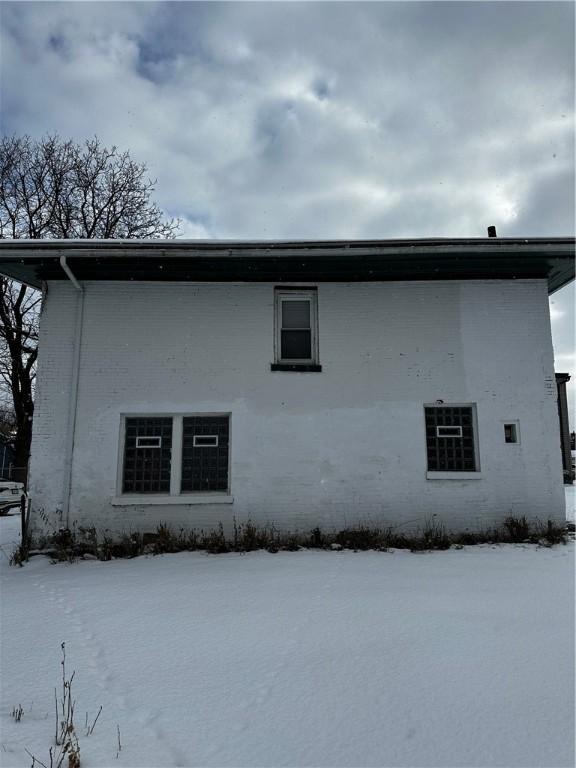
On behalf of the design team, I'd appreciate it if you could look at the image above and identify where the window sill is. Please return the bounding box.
[426,472,483,480]
[111,495,234,506]
[270,363,322,372]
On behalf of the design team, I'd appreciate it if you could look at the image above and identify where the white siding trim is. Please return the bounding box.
[111,494,234,506]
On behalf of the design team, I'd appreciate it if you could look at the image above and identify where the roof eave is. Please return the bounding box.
[0,237,573,293]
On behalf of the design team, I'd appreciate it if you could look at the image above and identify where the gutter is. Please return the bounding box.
[59,256,84,528]
[60,255,83,291]
[0,236,574,258]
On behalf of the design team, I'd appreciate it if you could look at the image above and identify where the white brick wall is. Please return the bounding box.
[28,278,566,537]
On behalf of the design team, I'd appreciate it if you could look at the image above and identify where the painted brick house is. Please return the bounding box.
[0,237,573,538]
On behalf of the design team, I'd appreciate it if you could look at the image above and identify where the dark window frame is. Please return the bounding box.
[273,287,321,371]
[504,423,519,444]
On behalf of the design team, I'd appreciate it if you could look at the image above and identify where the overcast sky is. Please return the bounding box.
[1,1,574,408]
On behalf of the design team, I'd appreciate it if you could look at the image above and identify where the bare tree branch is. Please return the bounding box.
[0,134,180,475]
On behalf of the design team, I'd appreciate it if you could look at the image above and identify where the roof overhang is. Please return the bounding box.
[0,237,573,294]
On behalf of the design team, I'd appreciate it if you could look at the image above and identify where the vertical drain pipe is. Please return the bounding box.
[60,256,84,529]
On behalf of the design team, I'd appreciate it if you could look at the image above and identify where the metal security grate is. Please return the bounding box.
[425,406,476,471]
[181,416,229,492]
[123,417,172,493]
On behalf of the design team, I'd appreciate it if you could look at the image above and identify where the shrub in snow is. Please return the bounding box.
[202,522,230,554]
[503,516,531,542]
[233,518,279,552]
[334,525,389,551]
[452,530,495,546]
[309,527,326,548]
[410,518,451,551]
[9,513,569,566]
[535,519,567,545]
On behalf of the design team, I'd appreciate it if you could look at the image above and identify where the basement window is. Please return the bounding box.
[425,405,478,472]
[120,414,230,497]
[271,288,321,372]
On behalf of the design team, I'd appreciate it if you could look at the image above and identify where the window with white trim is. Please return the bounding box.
[121,415,230,495]
[272,288,320,370]
[425,406,477,472]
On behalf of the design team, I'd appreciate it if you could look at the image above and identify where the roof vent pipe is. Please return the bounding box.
[487,225,497,238]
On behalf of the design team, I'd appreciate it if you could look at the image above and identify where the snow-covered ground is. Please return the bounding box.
[0,511,574,768]
[0,510,20,561]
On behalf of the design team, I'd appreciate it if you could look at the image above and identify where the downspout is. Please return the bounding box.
[60,256,84,528]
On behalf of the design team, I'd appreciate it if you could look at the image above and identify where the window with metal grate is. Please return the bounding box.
[181,416,230,492]
[123,417,173,493]
[425,406,476,472]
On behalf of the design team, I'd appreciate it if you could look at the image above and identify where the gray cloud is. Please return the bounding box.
[1,1,574,406]
[2,2,573,236]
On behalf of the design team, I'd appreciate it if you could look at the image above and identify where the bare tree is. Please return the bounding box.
[0,396,16,440]
[0,135,179,478]
[0,135,178,239]
[0,279,40,476]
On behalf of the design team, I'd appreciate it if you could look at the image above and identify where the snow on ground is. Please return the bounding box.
[0,510,20,562]
[0,516,574,768]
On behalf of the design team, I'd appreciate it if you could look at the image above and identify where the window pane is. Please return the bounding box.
[425,406,476,471]
[281,329,312,359]
[282,300,310,329]
[182,416,229,492]
[123,417,172,493]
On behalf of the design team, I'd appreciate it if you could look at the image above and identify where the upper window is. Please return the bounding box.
[121,415,230,495]
[273,288,320,371]
[425,405,477,472]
